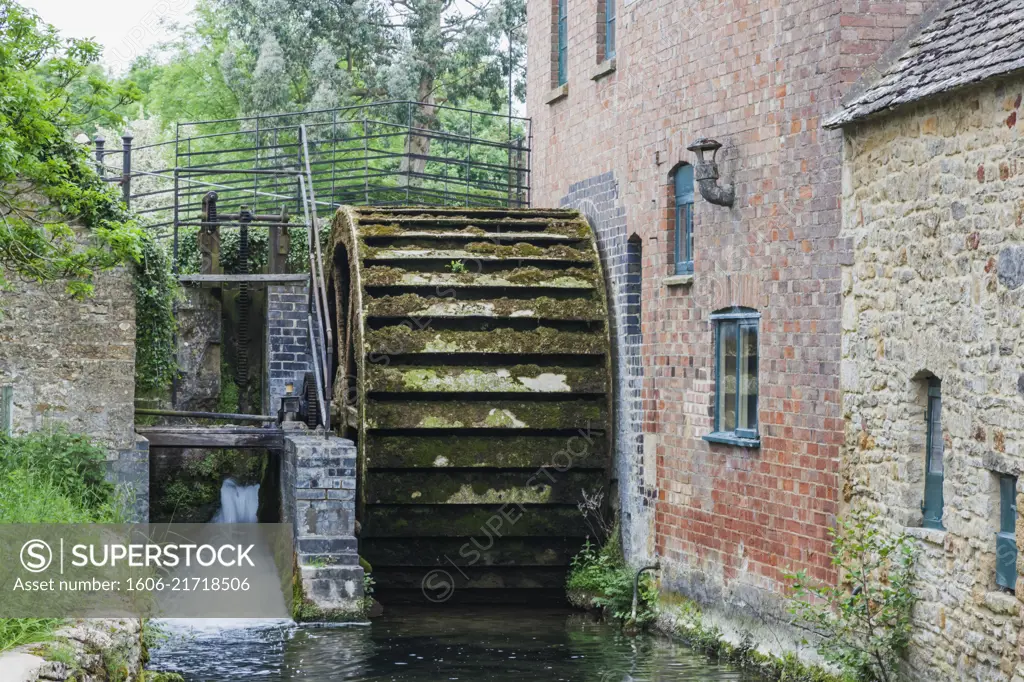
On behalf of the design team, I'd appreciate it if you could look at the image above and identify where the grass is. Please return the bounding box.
[0,619,66,653]
[0,428,131,653]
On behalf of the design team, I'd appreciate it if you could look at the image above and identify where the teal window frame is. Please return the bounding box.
[605,0,616,59]
[705,308,760,448]
[997,474,1017,592]
[557,0,568,86]
[674,165,694,275]
[0,385,11,436]
[922,379,944,530]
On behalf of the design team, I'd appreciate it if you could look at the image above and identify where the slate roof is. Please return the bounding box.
[825,0,1024,128]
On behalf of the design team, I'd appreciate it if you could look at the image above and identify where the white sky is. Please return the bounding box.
[21,0,197,73]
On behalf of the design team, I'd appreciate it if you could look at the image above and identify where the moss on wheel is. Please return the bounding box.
[365,365,606,394]
[366,326,607,355]
[365,399,606,430]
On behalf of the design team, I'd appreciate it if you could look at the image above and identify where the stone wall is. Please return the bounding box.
[526,0,935,611]
[281,428,364,618]
[0,265,144,512]
[0,268,135,450]
[840,75,1024,681]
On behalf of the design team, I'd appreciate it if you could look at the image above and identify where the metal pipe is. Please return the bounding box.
[134,408,275,422]
[631,562,660,621]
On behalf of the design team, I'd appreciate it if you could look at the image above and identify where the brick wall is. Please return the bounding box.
[526,0,934,613]
[841,75,1024,682]
[266,283,314,417]
[558,172,655,561]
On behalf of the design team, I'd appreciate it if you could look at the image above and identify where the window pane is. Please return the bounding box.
[928,395,943,474]
[1002,476,1017,534]
[717,321,737,433]
[606,0,615,57]
[738,323,758,432]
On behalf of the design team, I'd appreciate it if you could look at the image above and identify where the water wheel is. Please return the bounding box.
[327,207,613,604]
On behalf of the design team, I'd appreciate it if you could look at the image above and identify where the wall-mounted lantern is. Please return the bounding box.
[686,138,735,207]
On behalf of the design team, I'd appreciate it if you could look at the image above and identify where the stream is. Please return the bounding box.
[148,607,756,681]
[149,481,754,681]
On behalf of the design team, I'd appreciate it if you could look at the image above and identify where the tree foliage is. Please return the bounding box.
[212,0,525,113]
[787,511,917,682]
[0,0,144,298]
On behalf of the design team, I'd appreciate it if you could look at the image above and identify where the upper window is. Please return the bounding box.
[673,165,694,275]
[922,378,944,530]
[706,307,759,447]
[605,0,616,60]
[557,0,568,86]
[997,474,1017,592]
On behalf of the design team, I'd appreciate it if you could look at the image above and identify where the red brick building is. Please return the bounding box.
[526,0,932,614]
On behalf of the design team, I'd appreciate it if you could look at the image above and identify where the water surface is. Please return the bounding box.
[149,607,755,681]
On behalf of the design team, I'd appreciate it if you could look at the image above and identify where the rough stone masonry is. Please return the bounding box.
[0,264,149,520]
[840,73,1024,681]
[281,428,364,617]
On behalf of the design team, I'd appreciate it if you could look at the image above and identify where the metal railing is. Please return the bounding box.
[298,125,332,433]
[96,100,532,235]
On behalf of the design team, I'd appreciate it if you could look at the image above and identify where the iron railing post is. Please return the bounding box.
[362,116,370,205]
[93,135,106,178]
[465,112,472,206]
[121,133,133,209]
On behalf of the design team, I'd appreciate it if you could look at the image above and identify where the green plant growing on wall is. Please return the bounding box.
[133,234,179,393]
[786,511,917,682]
[447,259,467,273]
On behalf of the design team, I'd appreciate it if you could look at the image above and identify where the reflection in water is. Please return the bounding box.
[149,607,754,681]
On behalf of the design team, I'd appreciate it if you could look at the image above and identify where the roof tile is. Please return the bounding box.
[826,0,1024,127]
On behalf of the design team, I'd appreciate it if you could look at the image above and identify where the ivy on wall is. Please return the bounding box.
[133,235,178,393]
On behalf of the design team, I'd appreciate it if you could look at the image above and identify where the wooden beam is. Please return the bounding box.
[177,274,310,284]
[136,426,284,449]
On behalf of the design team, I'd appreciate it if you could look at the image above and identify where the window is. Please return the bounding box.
[997,474,1017,592]
[605,0,616,60]
[706,308,759,446]
[674,165,694,275]
[557,0,568,86]
[0,384,11,436]
[625,236,641,339]
[922,378,944,530]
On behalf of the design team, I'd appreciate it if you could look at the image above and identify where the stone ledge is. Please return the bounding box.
[544,83,569,105]
[905,526,947,545]
[591,58,616,81]
[982,590,1019,615]
[663,274,694,287]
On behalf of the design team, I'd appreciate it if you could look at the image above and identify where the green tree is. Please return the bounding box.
[124,2,241,129]
[0,0,143,298]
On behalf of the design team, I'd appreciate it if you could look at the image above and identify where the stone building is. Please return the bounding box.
[527,0,934,634]
[826,0,1024,678]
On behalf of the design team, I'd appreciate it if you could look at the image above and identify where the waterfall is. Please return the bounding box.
[211,478,260,523]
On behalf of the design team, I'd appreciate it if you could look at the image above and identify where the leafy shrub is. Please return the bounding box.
[566,534,658,627]
[786,511,916,682]
[0,428,115,513]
